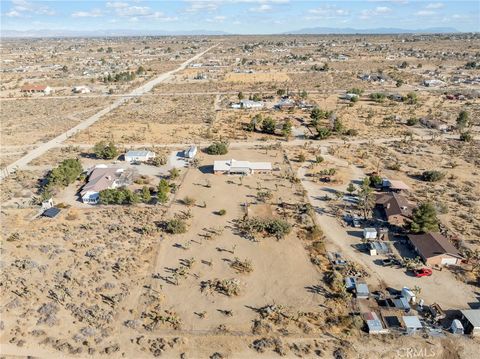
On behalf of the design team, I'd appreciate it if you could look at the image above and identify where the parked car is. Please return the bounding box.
[352,218,361,228]
[414,268,433,277]
[381,258,394,266]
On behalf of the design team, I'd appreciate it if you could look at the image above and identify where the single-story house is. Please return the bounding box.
[375,192,413,226]
[21,85,52,95]
[274,98,295,110]
[124,150,155,163]
[80,166,126,204]
[423,79,445,87]
[213,159,272,175]
[402,315,423,334]
[230,100,264,109]
[420,117,448,131]
[408,232,463,266]
[185,145,198,159]
[461,309,480,335]
[72,85,91,94]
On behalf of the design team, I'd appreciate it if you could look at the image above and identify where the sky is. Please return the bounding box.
[1,0,479,34]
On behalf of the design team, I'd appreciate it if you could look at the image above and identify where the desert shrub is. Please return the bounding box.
[93,141,118,159]
[460,132,473,142]
[257,190,273,202]
[370,92,386,103]
[181,196,196,206]
[421,170,445,182]
[165,218,187,234]
[344,128,358,136]
[347,88,363,95]
[149,155,167,166]
[99,188,139,205]
[237,217,291,240]
[406,118,418,126]
[315,127,331,140]
[217,209,226,216]
[205,141,228,155]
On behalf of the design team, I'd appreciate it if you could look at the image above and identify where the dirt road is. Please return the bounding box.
[0,44,218,181]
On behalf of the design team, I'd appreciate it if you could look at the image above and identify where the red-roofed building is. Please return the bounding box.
[21,85,52,94]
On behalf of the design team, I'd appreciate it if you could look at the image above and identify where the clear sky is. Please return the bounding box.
[1,0,479,33]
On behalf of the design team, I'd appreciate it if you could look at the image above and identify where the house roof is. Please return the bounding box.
[408,233,462,260]
[125,150,153,157]
[81,167,122,196]
[386,179,410,191]
[376,192,413,218]
[402,316,422,329]
[461,309,480,328]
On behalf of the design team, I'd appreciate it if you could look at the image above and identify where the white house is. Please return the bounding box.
[213,159,272,175]
[124,150,155,163]
[72,85,91,94]
[80,166,125,204]
[185,145,197,159]
[231,100,264,109]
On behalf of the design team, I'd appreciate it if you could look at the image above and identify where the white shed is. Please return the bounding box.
[364,228,377,240]
[124,150,155,163]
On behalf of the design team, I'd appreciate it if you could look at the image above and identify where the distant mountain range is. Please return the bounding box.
[1,27,460,38]
[284,27,459,35]
[0,29,229,38]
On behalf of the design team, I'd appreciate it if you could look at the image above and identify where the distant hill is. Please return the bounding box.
[1,29,229,38]
[1,27,462,38]
[285,27,459,35]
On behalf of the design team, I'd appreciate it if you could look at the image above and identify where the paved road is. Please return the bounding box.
[0,44,218,181]
[0,86,457,101]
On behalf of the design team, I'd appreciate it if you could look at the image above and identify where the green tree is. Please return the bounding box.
[456,110,469,130]
[281,120,292,138]
[347,88,363,96]
[410,202,439,233]
[246,114,262,132]
[141,186,151,203]
[357,180,375,219]
[332,118,344,133]
[261,117,276,134]
[276,89,286,96]
[47,158,83,188]
[238,91,244,100]
[299,90,308,99]
[93,141,118,160]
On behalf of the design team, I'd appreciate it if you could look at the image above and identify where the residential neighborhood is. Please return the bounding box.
[1,8,479,358]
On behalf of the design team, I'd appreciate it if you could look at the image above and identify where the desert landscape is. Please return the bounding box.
[1,30,480,359]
